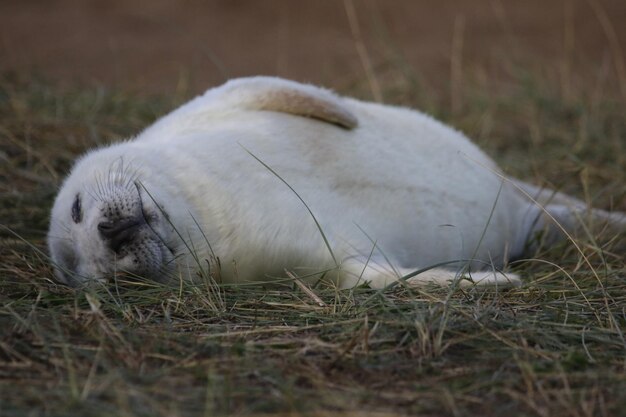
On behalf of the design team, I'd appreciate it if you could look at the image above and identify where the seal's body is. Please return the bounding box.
[47,77,624,288]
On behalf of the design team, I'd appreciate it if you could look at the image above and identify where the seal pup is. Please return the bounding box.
[47,77,625,288]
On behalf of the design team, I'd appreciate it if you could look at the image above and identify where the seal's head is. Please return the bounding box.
[47,150,179,286]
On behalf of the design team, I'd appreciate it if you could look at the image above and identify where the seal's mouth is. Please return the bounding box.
[94,182,177,282]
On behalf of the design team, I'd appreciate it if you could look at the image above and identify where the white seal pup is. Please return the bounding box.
[47,77,625,288]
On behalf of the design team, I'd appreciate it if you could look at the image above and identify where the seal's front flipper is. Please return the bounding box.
[336,257,521,289]
[402,268,521,288]
[208,77,358,129]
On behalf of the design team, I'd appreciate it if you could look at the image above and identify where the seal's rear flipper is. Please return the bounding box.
[520,200,626,254]
[511,180,624,253]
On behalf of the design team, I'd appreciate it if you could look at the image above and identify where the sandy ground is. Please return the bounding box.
[1,0,625,96]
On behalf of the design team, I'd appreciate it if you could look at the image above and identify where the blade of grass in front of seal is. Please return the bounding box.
[135,181,211,282]
[136,184,225,312]
[185,228,224,311]
[434,180,506,354]
[463,179,505,277]
[181,226,226,312]
[353,222,403,278]
[188,210,225,308]
[239,143,338,268]
[189,212,217,264]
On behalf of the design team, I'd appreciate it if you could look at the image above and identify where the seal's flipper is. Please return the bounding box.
[520,201,626,254]
[139,77,358,142]
[209,77,358,129]
[512,180,626,251]
[336,257,521,289]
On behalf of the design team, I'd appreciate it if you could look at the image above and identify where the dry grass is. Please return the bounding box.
[1,67,625,416]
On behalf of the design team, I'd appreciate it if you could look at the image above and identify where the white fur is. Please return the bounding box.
[47,77,624,288]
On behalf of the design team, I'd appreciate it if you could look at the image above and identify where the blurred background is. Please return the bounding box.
[2,0,625,103]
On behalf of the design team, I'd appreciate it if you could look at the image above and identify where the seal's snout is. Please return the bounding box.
[98,217,146,253]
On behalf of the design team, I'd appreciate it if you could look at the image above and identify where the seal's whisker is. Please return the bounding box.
[122,164,140,191]
[94,171,106,201]
[106,164,115,195]
[85,186,101,203]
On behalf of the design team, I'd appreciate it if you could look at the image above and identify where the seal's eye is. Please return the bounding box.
[71,194,82,223]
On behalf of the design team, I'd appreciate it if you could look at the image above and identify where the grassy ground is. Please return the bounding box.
[1,68,625,417]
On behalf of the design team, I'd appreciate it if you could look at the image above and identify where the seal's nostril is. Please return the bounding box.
[97,222,116,238]
[98,218,144,253]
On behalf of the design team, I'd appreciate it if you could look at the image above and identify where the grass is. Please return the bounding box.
[1,66,625,417]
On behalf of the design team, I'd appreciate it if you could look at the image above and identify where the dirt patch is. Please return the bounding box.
[1,0,625,96]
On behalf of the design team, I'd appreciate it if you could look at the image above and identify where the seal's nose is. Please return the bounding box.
[98,217,144,253]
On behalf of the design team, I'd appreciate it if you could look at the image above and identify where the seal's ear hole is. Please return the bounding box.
[71,193,82,223]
